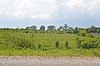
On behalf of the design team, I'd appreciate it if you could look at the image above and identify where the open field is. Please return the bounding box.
[0,56,100,66]
[0,30,100,56]
[0,49,100,57]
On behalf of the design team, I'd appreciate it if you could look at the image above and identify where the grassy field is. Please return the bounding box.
[0,49,100,57]
[0,30,100,57]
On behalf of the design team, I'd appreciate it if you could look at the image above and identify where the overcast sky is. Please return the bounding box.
[0,0,100,28]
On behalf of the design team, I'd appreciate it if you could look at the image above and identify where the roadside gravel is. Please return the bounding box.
[0,56,100,66]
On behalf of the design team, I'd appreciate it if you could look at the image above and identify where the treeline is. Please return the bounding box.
[26,24,100,34]
[0,24,100,34]
[25,24,100,34]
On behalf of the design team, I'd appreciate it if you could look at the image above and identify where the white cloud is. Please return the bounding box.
[0,0,57,19]
[65,0,100,14]
[11,0,57,19]
[0,0,100,20]
[0,8,9,16]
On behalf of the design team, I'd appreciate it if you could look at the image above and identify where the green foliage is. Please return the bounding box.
[26,25,37,31]
[0,29,100,56]
[88,34,94,38]
[55,41,60,48]
[65,40,69,48]
[14,38,35,50]
[76,37,82,48]
[76,37,100,49]
[38,44,42,49]
[42,47,49,51]
[63,24,68,30]
[73,27,79,34]
[78,30,87,36]
[21,24,100,34]
[47,25,56,31]
[40,25,45,30]
[57,26,63,31]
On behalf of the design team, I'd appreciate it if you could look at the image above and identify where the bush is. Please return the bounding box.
[78,30,87,36]
[98,44,100,49]
[55,41,60,48]
[88,34,94,38]
[76,37,82,48]
[65,40,69,48]
[38,44,42,49]
[23,31,29,33]
[13,38,35,50]
[76,38,100,49]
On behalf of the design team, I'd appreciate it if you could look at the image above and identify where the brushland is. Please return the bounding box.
[0,25,100,57]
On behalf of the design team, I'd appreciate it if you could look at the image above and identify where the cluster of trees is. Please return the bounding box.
[0,24,100,34]
[25,24,100,34]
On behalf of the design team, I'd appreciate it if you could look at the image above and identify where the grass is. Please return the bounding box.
[0,30,100,56]
[0,49,100,57]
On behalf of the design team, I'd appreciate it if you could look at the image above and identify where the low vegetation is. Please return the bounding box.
[0,24,100,57]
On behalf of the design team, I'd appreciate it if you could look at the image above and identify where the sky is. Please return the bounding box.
[0,0,100,28]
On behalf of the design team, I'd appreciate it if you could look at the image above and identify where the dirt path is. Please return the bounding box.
[0,56,100,66]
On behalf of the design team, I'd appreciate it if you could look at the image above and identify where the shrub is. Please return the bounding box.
[76,38,100,49]
[13,38,35,50]
[76,37,82,48]
[38,44,42,49]
[65,40,69,48]
[98,44,100,49]
[23,31,29,33]
[55,41,60,48]
[88,34,94,38]
[78,30,87,36]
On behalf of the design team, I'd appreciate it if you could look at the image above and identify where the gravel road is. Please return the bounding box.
[0,56,100,66]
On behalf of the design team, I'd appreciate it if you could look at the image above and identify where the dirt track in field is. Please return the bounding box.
[0,56,100,66]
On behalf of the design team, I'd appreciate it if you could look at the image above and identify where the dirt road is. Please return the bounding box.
[0,56,100,66]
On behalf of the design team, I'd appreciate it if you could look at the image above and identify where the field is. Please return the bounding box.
[0,29,100,57]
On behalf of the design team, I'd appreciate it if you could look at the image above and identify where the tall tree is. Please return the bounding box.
[90,25,96,33]
[73,27,79,34]
[47,25,56,31]
[26,26,30,30]
[57,26,63,31]
[30,25,37,30]
[68,27,74,34]
[63,24,68,30]
[40,25,45,30]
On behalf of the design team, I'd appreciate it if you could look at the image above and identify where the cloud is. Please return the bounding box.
[0,0,100,20]
[70,0,99,12]
[0,8,9,16]
[0,0,57,20]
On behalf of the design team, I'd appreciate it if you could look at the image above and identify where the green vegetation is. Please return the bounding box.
[0,25,100,57]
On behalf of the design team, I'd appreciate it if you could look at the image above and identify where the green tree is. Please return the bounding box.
[73,27,79,34]
[40,25,45,33]
[63,24,68,30]
[68,27,74,34]
[57,26,63,31]
[30,25,37,30]
[90,25,96,33]
[47,25,56,31]
[40,25,45,30]
[26,26,30,30]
